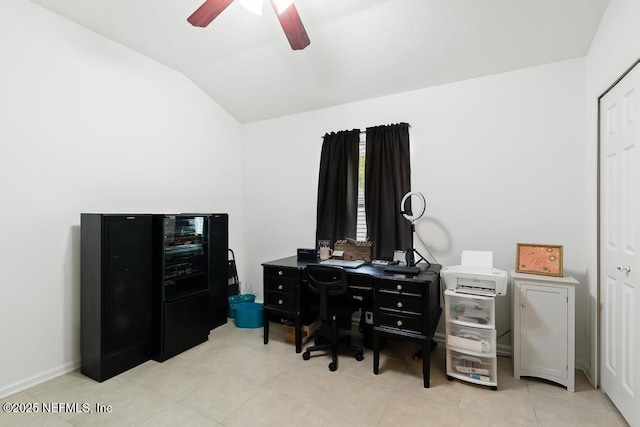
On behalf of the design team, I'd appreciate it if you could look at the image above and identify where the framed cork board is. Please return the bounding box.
[516,243,563,277]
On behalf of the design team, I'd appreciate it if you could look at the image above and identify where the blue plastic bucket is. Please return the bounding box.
[233,302,264,328]
[228,294,256,318]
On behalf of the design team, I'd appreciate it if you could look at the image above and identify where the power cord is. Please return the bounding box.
[414,227,440,266]
[497,329,511,340]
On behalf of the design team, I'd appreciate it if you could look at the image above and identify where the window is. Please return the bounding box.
[356,134,367,241]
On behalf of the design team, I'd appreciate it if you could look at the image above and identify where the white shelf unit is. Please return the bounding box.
[445,289,498,390]
[512,272,577,392]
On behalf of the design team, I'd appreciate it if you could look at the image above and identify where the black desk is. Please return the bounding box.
[262,256,442,388]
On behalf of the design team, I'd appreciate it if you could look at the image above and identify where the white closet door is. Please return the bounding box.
[599,61,640,427]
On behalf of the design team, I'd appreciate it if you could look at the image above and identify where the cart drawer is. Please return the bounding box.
[446,321,495,354]
[445,291,495,328]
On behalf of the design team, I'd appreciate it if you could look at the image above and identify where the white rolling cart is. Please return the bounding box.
[445,289,498,390]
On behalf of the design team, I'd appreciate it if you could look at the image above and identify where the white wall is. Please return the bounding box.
[0,0,243,398]
[243,58,589,365]
[584,0,640,385]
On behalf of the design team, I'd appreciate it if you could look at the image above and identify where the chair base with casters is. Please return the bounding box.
[302,313,364,371]
[301,264,364,371]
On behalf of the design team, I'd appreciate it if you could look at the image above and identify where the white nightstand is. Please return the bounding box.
[511,272,578,391]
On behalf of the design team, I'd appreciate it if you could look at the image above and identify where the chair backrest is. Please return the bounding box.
[306,264,348,321]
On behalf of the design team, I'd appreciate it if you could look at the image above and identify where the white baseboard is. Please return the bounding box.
[0,360,80,400]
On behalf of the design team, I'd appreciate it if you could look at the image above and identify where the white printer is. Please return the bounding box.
[441,251,508,297]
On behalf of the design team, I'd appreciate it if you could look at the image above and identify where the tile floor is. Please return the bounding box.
[0,321,630,427]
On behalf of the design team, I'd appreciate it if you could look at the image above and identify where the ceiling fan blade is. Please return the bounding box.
[188,0,234,27]
[269,0,310,50]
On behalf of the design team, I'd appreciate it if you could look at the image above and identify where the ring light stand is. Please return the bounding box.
[401,191,430,267]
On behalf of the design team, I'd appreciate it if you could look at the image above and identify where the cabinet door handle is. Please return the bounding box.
[396,320,403,327]
[278,271,283,276]
[522,303,526,308]
[278,284,283,290]
[397,302,403,308]
[397,284,403,291]
[278,299,283,305]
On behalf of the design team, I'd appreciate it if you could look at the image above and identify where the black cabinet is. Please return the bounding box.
[81,214,153,382]
[152,214,228,361]
[161,291,210,358]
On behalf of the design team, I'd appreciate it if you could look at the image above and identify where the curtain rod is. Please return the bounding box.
[321,124,411,139]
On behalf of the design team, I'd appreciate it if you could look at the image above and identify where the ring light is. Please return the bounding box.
[401,192,426,223]
[400,191,430,267]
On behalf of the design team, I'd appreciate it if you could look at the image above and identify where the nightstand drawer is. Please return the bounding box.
[265,292,295,310]
[376,311,423,334]
[377,294,422,314]
[265,277,296,293]
[264,266,298,280]
[377,280,423,295]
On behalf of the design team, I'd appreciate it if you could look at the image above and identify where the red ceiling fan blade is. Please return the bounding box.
[187,0,234,28]
[269,0,311,50]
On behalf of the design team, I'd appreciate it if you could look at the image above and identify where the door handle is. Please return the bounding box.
[617,266,631,273]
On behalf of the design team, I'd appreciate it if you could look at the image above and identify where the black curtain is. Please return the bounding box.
[365,123,411,259]
[315,129,360,246]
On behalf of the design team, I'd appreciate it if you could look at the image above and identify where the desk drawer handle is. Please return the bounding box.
[396,284,403,291]
[278,284,283,290]
[278,299,283,305]
[396,320,403,327]
[278,271,283,276]
[397,302,403,308]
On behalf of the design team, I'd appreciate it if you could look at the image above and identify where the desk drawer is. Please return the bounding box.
[377,280,423,295]
[348,273,373,288]
[265,292,295,310]
[265,277,296,294]
[377,294,422,314]
[376,311,423,334]
[264,266,298,280]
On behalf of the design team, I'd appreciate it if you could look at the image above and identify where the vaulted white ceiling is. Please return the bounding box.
[30,0,609,123]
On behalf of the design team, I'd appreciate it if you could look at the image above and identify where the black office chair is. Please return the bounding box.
[302,264,364,371]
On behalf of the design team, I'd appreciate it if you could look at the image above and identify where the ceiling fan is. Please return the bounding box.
[187,0,311,50]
